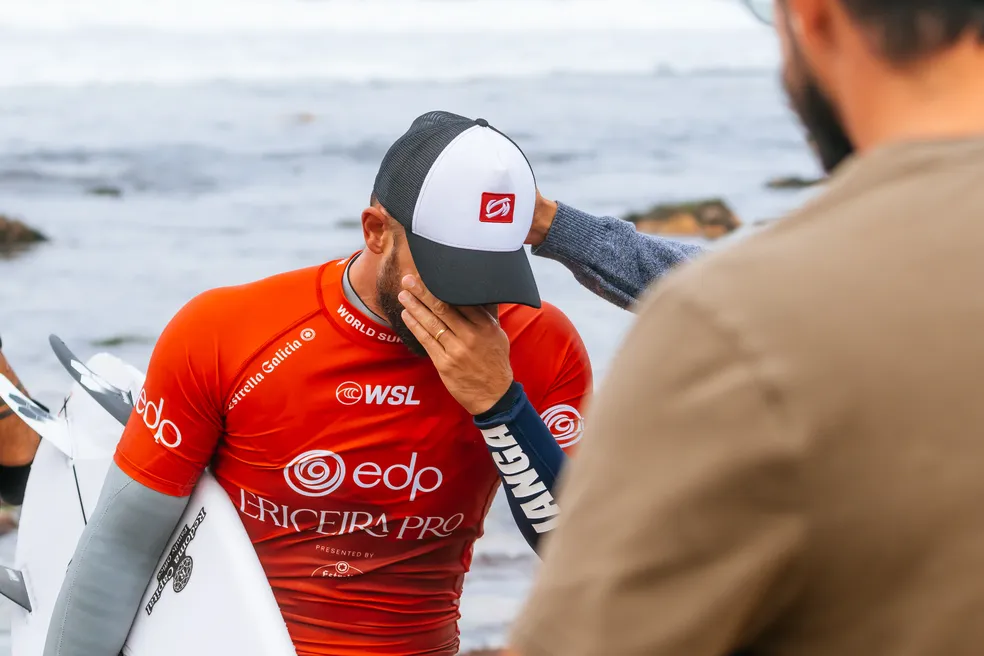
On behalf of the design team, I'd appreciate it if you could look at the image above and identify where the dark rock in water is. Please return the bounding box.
[765,175,823,190]
[90,334,152,348]
[0,214,48,254]
[87,185,124,198]
[625,198,741,240]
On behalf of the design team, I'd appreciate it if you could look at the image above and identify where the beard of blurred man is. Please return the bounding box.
[375,247,428,358]
[778,6,856,174]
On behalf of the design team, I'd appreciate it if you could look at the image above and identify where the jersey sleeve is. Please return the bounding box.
[531,305,593,456]
[114,290,228,497]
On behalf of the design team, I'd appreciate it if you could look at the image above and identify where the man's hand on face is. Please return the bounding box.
[397,275,514,416]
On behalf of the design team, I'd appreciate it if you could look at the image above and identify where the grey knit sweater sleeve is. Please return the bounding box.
[531,202,704,310]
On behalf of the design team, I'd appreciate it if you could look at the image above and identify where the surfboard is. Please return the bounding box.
[0,340,296,656]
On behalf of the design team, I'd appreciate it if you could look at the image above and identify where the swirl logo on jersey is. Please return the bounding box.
[540,404,584,448]
[335,381,363,406]
[284,450,346,497]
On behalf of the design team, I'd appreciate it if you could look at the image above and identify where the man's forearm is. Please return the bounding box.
[45,463,189,656]
[532,202,704,310]
[0,342,42,505]
[473,382,565,554]
[0,349,41,469]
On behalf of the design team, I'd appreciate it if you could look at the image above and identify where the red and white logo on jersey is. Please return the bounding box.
[283,449,442,500]
[336,381,363,405]
[480,192,515,223]
[311,561,365,578]
[284,449,346,497]
[336,382,420,406]
[539,404,583,448]
[135,388,183,449]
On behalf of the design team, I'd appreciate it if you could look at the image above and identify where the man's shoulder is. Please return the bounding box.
[635,184,892,382]
[651,192,858,314]
[158,264,329,370]
[500,301,590,383]
[213,263,326,303]
[500,301,580,346]
[500,301,592,413]
[175,264,325,323]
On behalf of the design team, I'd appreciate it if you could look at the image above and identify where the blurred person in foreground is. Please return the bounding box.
[498,0,984,654]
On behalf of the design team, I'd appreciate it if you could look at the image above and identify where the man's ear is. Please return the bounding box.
[785,0,841,89]
[362,205,389,255]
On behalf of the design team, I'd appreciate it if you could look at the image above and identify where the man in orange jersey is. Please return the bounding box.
[45,111,592,656]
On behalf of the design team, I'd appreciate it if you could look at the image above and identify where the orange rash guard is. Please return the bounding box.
[115,252,592,655]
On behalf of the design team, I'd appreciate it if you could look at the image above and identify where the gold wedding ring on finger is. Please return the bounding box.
[434,327,448,342]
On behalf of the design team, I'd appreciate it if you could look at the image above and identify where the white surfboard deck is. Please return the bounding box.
[1,352,296,656]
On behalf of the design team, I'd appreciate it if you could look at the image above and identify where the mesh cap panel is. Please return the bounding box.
[372,111,475,229]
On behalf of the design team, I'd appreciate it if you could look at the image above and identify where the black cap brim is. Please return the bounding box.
[405,231,541,308]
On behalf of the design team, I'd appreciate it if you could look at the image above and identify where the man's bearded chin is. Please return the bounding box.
[783,45,855,174]
[376,251,428,358]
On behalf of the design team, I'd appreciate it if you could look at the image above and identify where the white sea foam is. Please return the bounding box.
[0,0,779,86]
[1,0,755,31]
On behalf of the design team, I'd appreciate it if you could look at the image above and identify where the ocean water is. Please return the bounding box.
[0,0,823,652]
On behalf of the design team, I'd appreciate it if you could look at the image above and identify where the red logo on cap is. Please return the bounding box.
[480,192,515,224]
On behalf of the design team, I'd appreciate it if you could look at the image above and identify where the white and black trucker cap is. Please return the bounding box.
[372,110,540,308]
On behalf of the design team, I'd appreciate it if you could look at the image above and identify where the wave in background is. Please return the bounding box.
[0,0,779,86]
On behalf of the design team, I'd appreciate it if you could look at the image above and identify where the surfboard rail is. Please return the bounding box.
[1,343,296,656]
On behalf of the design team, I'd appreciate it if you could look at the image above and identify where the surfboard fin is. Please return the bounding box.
[49,334,134,427]
[0,564,32,612]
[0,374,74,458]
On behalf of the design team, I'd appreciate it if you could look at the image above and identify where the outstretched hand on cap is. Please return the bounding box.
[526,189,559,247]
[398,275,513,416]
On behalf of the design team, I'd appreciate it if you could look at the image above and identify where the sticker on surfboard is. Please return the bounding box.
[0,564,31,612]
[146,507,206,615]
[49,334,133,427]
[0,374,73,458]
[7,351,296,656]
